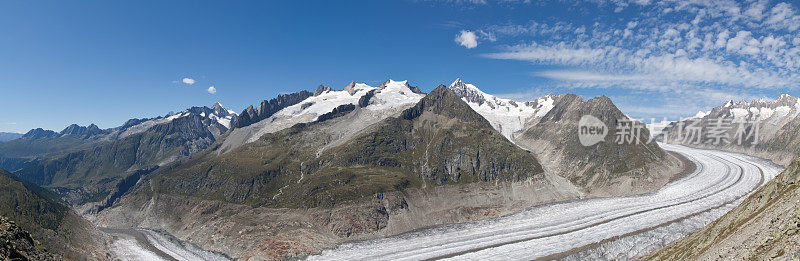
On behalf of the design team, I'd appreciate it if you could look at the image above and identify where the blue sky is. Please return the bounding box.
[2,0,799,133]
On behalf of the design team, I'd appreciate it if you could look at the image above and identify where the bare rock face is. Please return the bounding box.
[314,84,332,96]
[449,78,489,106]
[514,94,681,197]
[232,90,313,128]
[342,81,357,95]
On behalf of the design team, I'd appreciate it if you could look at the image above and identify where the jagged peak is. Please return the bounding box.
[446,78,497,107]
[450,78,464,87]
[210,102,236,116]
[314,85,332,96]
[378,79,409,89]
[342,81,357,95]
[211,102,225,111]
[378,79,392,88]
[22,128,58,139]
[402,84,489,124]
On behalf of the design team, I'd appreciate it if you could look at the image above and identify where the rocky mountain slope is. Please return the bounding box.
[661,95,800,166]
[95,84,580,260]
[0,168,108,260]
[647,154,800,260]
[449,79,683,197]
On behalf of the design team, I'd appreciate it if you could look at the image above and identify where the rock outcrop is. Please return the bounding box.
[232,90,313,128]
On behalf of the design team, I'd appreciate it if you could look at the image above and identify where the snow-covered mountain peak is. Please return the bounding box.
[233,80,424,146]
[377,79,409,90]
[367,79,425,111]
[447,79,556,141]
[274,80,419,122]
[448,78,492,106]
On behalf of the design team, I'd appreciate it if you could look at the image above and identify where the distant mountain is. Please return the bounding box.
[661,94,800,166]
[449,79,683,197]
[647,154,800,260]
[0,168,106,260]
[2,103,239,207]
[0,132,22,142]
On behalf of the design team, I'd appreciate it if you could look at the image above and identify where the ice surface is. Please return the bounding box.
[106,228,230,261]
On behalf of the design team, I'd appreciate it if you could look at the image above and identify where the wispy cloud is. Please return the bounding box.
[468,0,799,102]
[207,86,217,94]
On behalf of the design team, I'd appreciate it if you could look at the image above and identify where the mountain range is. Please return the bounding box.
[660,95,800,166]
[0,102,239,209]
[84,79,682,259]
[0,78,747,260]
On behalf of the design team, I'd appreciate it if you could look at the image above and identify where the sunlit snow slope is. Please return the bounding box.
[308,144,782,261]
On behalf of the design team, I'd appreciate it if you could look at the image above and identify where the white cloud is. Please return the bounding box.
[744,0,769,21]
[455,30,479,49]
[484,44,608,65]
[182,78,196,85]
[207,86,217,94]
[477,0,800,92]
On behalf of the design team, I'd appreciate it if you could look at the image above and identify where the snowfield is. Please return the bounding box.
[308,144,783,261]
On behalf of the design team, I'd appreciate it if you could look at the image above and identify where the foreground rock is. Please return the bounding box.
[0,216,58,261]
